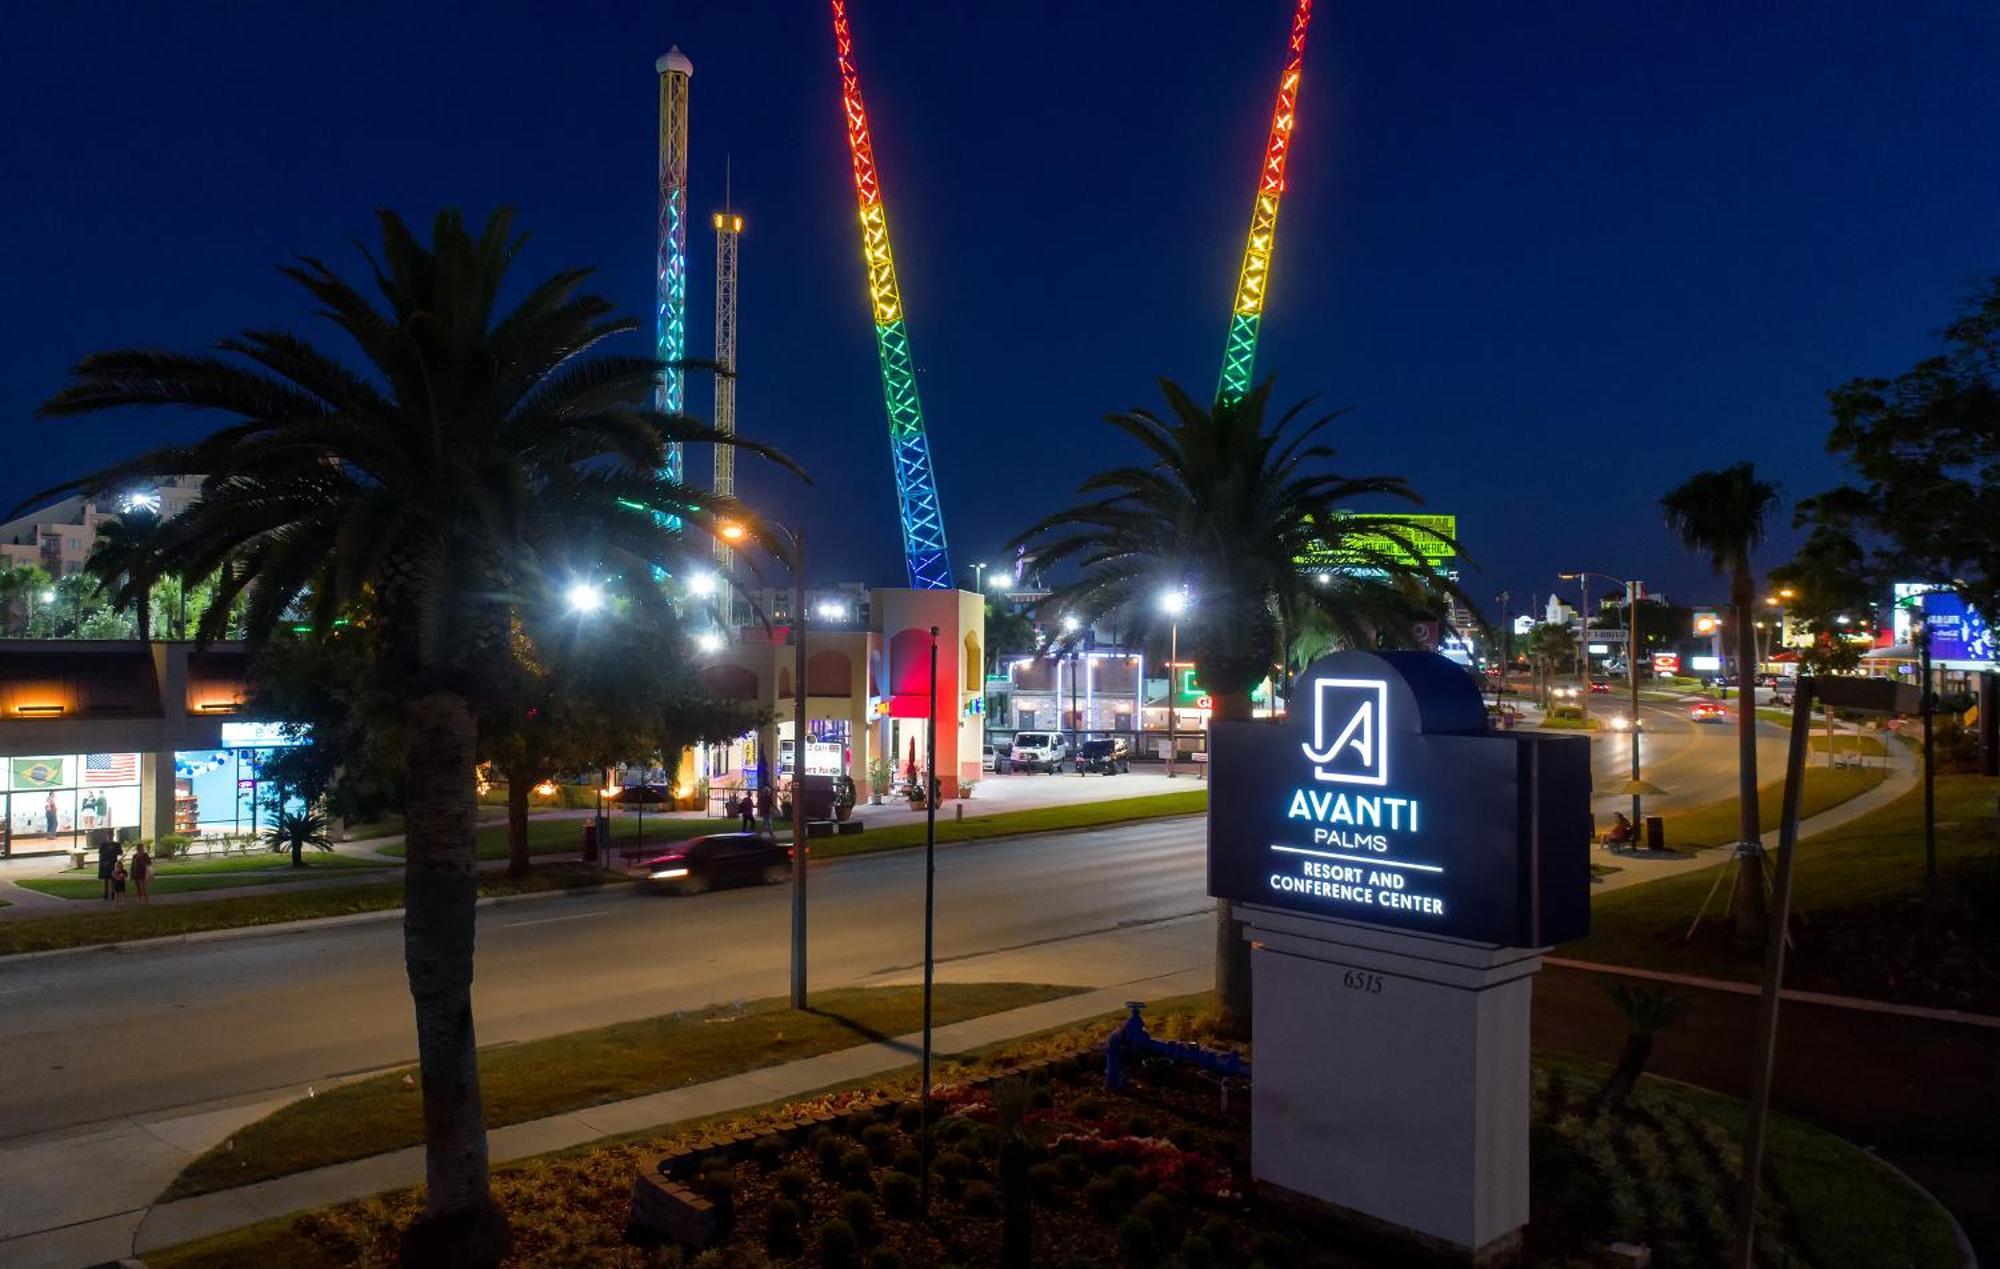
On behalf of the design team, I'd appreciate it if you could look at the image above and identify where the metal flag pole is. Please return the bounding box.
[919,624,940,1213]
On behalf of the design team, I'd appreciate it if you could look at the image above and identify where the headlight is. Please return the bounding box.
[649,867,690,880]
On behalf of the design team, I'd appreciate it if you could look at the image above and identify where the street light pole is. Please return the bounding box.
[1166,619,1180,777]
[790,528,809,1009]
[1565,570,1645,834]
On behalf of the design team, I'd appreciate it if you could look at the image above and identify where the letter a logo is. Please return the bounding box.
[1300,678,1389,786]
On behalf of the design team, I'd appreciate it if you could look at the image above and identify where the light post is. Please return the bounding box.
[1159,589,1188,777]
[971,561,987,594]
[1563,571,1645,834]
[1061,614,1082,760]
[723,519,811,1010]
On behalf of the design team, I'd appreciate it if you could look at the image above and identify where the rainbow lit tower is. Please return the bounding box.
[1217,0,1314,404]
[656,46,692,510]
[830,0,953,590]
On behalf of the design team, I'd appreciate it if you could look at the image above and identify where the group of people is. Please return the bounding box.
[95,836,151,903]
[725,787,774,832]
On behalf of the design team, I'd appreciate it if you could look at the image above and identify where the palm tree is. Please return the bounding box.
[85,503,164,640]
[34,208,785,1263]
[1521,621,1577,709]
[264,808,334,868]
[1012,378,1462,1025]
[1661,462,1780,942]
[0,564,54,636]
[1592,981,1691,1115]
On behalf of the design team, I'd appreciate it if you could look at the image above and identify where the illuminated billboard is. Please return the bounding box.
[1892,585,1995,665]
[1300,513,1457,571]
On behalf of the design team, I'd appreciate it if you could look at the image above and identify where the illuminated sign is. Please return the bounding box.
[1691,610,1720,636]
[1587,644,1610,655]
[1893,585,1994,665]
[1207,650,1590,946]
[1298,513,1458,570]
[219,722,308,749]
[1652,653,1680,674]
[1689,655,1722,672]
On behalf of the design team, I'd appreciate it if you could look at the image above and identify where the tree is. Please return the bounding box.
[1770,524,1873,766]
[85,503,165,640]
[264,809,334,868]
[1593,982,1690,1116]
[1011,378,1463,1027]
[0,563,54,636]
[1521,621,1577,709]
[1660,463,1780,942]
[1805,274,2000,621]
[35,208,788,1264]
[983,596,1036,667]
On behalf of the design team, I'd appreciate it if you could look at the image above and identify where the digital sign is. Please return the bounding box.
[1207,651,1591,947]
[1299,513,1458,570]
[1892,585,1994,665]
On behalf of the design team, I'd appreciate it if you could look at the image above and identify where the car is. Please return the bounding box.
[1690,701,1729,723]
[1074,737,1131,775]
[1605,713,1646,732]
[639,832,791,895]
[981,743,996,773]
[1588,681,1612,694]
[1009,731,1068,772]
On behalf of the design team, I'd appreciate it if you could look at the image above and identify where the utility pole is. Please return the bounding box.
[918,625,940,1212]
[1628,581,1643,833]
[789,530,809,1009]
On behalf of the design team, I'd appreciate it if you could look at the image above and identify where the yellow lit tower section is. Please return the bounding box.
[712,205,741,572]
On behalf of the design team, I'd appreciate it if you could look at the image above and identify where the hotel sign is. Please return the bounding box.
[1208,651,1591,947]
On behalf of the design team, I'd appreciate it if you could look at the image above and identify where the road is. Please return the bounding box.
[1585,695,1790,817]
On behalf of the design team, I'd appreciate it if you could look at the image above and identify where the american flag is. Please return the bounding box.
[84,753,138,785]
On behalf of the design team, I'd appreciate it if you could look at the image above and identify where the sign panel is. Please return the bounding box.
[1689,655,1722,672]
[1208,651,1591,947]
[1653,653,1680,674]
[1691,610,1720,636]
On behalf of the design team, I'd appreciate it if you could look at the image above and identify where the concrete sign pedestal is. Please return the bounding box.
[1241,904,1541,1261]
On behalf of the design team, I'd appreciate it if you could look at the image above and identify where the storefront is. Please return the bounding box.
[2,751,142,855]
[173,721,308,837]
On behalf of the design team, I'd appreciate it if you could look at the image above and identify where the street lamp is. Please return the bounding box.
[722,518,812,1009]
[1159,589,1188,777]
[565,582,604,614]
[971,561,987,593]
[1561,571,1646,836]
[688,570,718,597]
[696,630,725,654]
[1060,615,1082,758]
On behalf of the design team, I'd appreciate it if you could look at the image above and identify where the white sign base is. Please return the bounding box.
[1239,903,1543,1261]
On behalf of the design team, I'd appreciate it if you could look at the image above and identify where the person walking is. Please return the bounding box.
[130,840,153,903]
[736,792,755,833]
[97,833,120,901]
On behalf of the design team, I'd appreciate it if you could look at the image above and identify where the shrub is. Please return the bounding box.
[879,1169,921,1218]
[1108,1164,1145,1206]
[1179,1232,1218,1269]
[839,1190,876,1241]
[774,1167,811,1201]
[752,1134,787,1172]
[847,1109,875,1135]
[817,1217,861,1268]
[1200,1214,1233,1252]
[1131,1191,1174,1234]
[1118,1214,1159,1264]
[1030,1084,1054,1110]
[1168,1126,1200,1152]
[765,1197,805,1258]
[866,1251,905,1269]
[1084,1176,1121,1220]
[1072,1095,1106,1121]
[861,1122,897,1164]
[1249,1229,1298,1266]
[839,1146,875,1191]
[155,833,193,860]
[816,1132,847,1174]
[934,1150,972,1199]
[896,1103,925,1133]
[962,1179,1000,1217]
[893,1147,924,1176]
[1055,1152,1089,1186]
[1028,1161,1063,1203]
[1127,1114,1156,1139]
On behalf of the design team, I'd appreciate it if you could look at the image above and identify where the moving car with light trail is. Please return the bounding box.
[640,833,791,895]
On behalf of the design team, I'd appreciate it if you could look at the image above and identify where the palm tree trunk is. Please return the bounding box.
[1211,687,1256,1032]
[1729,569,1768,942]
[398,691,509,1266]
[504,767,532,881]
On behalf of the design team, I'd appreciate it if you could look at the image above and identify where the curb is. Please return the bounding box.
[0,882,621,964]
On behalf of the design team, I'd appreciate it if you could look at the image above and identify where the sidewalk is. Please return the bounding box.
[1590,734,1918,894]
[0,913,1210,1268]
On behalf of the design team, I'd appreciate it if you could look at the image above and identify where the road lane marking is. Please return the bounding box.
[501,911,608,929]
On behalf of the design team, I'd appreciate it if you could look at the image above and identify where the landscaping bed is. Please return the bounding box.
[151,1001,1960,1268]
[16,850,388,899]
[0,861,621,957]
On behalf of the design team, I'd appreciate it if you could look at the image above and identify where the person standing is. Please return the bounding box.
[130,841,153,903]
[97,834,119,901]
[44,793,59,838]
[111,853,128,904]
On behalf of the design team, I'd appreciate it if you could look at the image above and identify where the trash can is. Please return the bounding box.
[580,821,598,864]
[1644,815,1665,852]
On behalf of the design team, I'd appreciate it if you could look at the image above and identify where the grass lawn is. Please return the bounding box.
[374,812,716,861]
[1809,732,1890,757]
[1653,764,1886,851]
[150,992,1959,1269]
[1562,774,2000,986]
[16,851,388,900]
[163,981,1079,1201]
[0,863,621,958]
[814,789,1207,860]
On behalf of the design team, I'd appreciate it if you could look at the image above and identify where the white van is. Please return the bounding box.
[1009,731,1068,773]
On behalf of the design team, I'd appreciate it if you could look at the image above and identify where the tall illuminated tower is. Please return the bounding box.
[656,46,692,510]
[829,0,953,591]
[1217,0,1314,404]
[712,205,742,571]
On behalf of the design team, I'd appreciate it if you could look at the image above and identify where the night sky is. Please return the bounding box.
[4,2,1997,617]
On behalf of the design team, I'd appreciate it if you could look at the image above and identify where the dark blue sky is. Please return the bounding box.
[4,2,1996,615]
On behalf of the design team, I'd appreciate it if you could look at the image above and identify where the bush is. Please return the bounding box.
[896,1102,925,1133]
[893,1147,924,1177]
[1028,1161,1063,1203]
[1127,1114,1156,1139]
[937,1116,973,1144]
[817,1217,860,1268]
[879,1169,921,1218]
[1084,1176,1121,1221]
[1118,1214,1159,1264]
[839,1190,876,1241]
[155,833,193,860]
[1055,1152,1089,1186]
[962,1179,1000,1217]
[752,1134,786,1173]
[817,1133,848,1176]
[1179,1232,1218,1269]
[1073,1095,1106,1121]
[839,1146,875,1191]
[861,1122,897,1164]
[846,1109,875,1135]
[934,1150,972,1199]
[765,1196,805,1258]
[865,1251,905,1269]
[774,1166,811,1201]
[1108,1163,1145,1206]
[1249,1229,1298,1266]
[1131,1191,1174,1235]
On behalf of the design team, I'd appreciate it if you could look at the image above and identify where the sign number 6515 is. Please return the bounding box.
[1342,969,1384,994]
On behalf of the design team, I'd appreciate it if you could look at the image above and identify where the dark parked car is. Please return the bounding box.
[639,833,791,895]
[1075,737,1131,775]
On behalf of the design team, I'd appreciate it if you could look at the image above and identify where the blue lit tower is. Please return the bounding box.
[656,47,693,516]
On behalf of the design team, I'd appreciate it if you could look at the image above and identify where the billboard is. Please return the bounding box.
[1892,586,1994,665]
[1301,513,1458,570]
